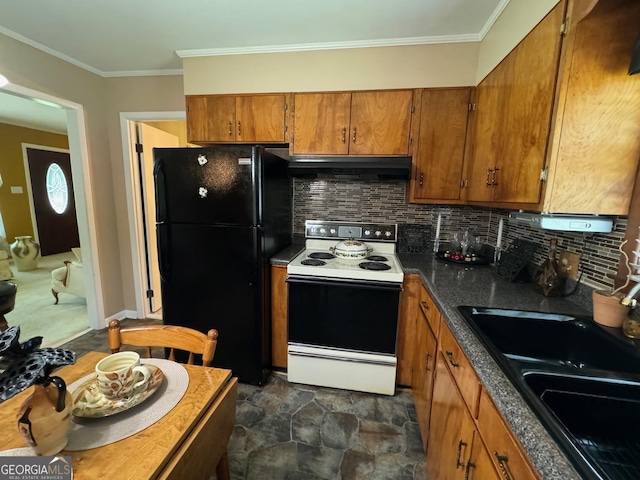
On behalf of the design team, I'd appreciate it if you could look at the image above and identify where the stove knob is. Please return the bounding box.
[375,230,382,237]
[385,231,392,238]
[320,228,327,235]
[364,229,371,236]
[330,228,336,235]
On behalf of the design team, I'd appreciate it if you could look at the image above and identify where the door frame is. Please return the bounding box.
[21,143,72,246]
[1,82,105,330]
[120,111,186,320]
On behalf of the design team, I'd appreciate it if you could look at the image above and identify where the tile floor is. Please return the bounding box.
[61,321,427,480]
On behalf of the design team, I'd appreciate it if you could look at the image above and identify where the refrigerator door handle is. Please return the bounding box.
[157,222,172,281]
[153,157,167,223]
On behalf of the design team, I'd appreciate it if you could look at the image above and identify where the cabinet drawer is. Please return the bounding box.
[477,389,540,480]
[439,323,480,416]
[418,283,441,338]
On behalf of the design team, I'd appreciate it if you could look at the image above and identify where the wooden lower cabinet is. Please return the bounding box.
[271,265,288,369]
[412,305,438,452]
[416,281,539,480]
[397,274,421,386]
[428,354,499,480]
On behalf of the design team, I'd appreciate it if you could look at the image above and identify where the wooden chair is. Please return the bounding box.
[107,319,219,366]
[107,319,229,479]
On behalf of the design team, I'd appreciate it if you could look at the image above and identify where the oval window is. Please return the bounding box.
[46,163,69,214]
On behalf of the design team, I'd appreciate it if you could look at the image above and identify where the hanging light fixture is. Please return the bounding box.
[630,33,640,75]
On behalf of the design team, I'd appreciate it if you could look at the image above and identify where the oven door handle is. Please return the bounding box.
[285,275,402,291]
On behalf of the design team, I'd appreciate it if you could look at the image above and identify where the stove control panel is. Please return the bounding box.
[305,220,397,242]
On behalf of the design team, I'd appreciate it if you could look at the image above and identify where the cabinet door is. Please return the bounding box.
[235,95,286,143]
[492,4,564,204]
[186,96,236,143]
[466,58,511,202]
[412,310,438,453]
[292,92,351,155]
[349,90,413,155]
[411,88,471,201]
[397,275,421,386]
[466,431,501,480]
[271,265,288,369]
[427,355,476,480]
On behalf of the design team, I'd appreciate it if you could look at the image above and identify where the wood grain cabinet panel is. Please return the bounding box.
[271,265,288,369]
[412,299,438,453]
[397,274,421,386]
[186,94,287,144]
[477,388,541,480]
[467,3,563,205]
[418,281,441,339]
[439,323,481,416]
[350,90,413,155]
[409,88,473,203]
[291,89,414,156]
[292,92,351,155]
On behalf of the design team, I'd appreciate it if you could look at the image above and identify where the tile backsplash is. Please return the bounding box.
[293,178,626,291]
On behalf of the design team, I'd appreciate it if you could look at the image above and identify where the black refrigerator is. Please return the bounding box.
[153,145,292,384]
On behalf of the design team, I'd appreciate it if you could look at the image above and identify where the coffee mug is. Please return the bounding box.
[95,351,151,400]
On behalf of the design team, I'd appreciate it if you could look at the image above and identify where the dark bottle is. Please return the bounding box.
[534,238,564,297]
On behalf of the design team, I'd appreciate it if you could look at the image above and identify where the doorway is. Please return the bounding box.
[121,112,186,320]
[1,82,105,333]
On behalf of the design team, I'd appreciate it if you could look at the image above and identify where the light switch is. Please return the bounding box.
[10,186,23,194]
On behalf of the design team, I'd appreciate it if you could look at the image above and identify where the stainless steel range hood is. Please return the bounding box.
[508,211,614,233]
[286,156,412,180]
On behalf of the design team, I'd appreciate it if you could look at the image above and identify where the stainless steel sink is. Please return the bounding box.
[457,306,640,480]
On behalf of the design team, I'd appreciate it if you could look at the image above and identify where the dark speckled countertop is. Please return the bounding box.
[271,247,601,479]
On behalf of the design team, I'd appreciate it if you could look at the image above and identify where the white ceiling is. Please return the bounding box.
[0,0,507,134]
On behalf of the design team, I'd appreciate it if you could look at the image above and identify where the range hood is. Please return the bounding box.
[286,156,412,180]
[508,212,614,233]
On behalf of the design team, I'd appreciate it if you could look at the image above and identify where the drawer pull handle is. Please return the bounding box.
[421,300,429,310]
[352,127,357,143]
[228,121,232,136]
[238,121,242,136]
[494,452,513,480]
[446,351,459,368]
[342,127,346,143]
[456,439,467,468]
[425,352,432,372]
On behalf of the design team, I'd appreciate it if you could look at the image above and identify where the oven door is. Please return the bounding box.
[286,275,402,354]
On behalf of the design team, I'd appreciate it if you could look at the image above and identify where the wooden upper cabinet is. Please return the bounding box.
[350,90,413,155]
[467,3,564,205]
[186,94,286,144]
[292,92,351,155]
[292,89,414,155]
[409,88,472,203]
[543,0,640,215]
[235,95,286,143]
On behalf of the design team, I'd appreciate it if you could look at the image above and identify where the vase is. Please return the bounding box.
[592,290,631,328]
[17,376,72,456]
[10,235,40,272]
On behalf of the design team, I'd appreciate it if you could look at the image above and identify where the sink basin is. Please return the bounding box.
[457,306,640,374]
[521,371,640,480]
[456,306,640,480]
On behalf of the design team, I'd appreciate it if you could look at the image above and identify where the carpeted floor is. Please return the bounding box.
[5,252,90,347]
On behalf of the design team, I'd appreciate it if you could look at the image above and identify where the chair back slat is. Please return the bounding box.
[108,320,218,367]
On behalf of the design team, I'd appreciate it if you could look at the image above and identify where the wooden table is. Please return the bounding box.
[0,351,238,480]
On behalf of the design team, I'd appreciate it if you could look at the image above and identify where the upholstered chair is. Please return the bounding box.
[51,248,85,304]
